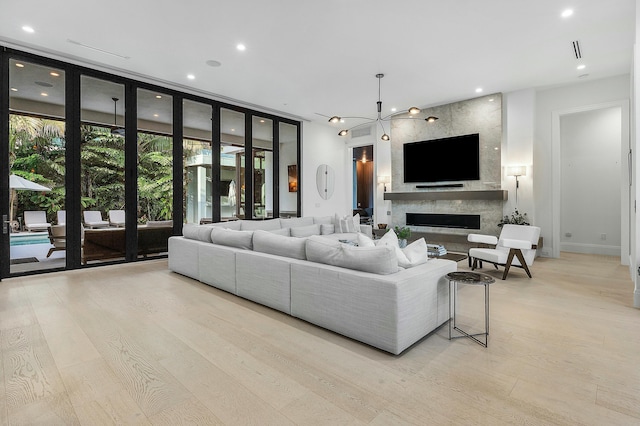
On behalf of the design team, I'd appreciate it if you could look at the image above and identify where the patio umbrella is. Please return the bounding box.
[8,174,51,223]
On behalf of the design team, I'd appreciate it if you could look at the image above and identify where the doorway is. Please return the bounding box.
[353,145,374,223]
[552,100,630,263]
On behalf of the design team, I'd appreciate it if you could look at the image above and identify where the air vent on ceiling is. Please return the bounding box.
[572,40,582,59]
[351,125,372,138]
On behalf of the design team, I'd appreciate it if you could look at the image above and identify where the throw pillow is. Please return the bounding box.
[253,230,306,260]
[375,228,411,268]
[320,224,335,235]
[352,213,361,233]
[290,223,321,238]
[240,218,281,231]
[340,218,356,233]
[305,235,398,275]
[210,227,253,250]
[269,227,290,236]
[401,238,429,268]
[357,233,376,247]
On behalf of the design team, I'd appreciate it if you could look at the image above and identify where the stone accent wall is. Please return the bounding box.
[390,93,504,241]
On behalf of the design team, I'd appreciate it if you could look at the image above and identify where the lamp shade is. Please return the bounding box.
[507,166,526,177]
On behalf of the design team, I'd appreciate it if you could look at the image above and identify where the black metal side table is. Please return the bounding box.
[446,271,495,348]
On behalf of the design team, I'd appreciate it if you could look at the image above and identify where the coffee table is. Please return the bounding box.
[446,271,495,348]
[435,252,468,262]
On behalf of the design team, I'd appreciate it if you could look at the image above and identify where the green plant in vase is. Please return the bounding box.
[394,226,411,248]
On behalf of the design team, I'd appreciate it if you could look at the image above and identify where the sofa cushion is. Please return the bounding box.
[290,224,321,238]
[401,238,429,268]
[211,227,253,250]
[305,235,398,275]
[219,220,242,230]
[182,224,214,242]
[253,230,306,260]
[313,216,334,225]
[270,227,290,236]
[280,217,313,228]
[320,224,335,235]
[240,218,281,231]
[357,233,376,247]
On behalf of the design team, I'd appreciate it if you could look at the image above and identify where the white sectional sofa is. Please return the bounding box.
[168,216,457,355]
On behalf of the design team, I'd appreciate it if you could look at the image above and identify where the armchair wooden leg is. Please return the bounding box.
[514,248,532,278]
[472,258,478,270]
[503,249,516,280]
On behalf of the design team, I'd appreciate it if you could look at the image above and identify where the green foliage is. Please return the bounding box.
[498,210,530,227]
[394,226,411,240]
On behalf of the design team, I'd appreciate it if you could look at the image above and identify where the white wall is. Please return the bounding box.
[301,121,350,217]
[503,89,535,222]
[534,74,631,257]
[560,107,622,255]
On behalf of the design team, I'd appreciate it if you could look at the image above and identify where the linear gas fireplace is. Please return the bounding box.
[406,213,481,229]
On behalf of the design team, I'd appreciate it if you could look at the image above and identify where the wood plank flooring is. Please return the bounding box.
[0,252,638,425]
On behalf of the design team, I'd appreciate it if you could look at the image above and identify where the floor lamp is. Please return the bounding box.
[507,166,526,206]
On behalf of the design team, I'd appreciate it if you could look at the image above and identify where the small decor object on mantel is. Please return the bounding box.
[377,223,388,229]
[394,226,411,248]
[498,210,530,227]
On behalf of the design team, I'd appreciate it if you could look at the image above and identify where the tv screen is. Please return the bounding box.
[403,133,480,183]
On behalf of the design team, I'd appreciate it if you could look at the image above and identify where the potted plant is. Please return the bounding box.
[394,226,411,248]
[498,209,530,227]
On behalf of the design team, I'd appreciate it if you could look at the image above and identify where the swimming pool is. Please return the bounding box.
[10,234,51,246]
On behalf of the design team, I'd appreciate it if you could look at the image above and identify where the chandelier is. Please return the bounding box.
[328,73,438,141]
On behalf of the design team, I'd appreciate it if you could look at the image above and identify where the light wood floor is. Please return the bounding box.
[0,253,638,425]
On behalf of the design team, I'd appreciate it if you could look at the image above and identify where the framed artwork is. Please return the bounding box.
[288,165,298,192]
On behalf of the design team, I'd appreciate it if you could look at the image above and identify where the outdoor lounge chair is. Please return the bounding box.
[83,210,110,228]
[57,210,65,225]
[23,211,51,231]
[46,225,66,257]
[108,210,125,227]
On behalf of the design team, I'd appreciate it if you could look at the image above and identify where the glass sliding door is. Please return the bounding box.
[7,59,66,274]
[80,76,126,264]
[136,88,173,258]
[252,116,273,218]
[183,99,212,224]
[279,122,299,217]
[220,108,245,220]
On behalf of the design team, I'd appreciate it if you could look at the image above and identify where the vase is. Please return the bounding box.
[399,239,407,248]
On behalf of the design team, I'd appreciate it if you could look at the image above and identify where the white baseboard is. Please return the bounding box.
[560,242,621,257]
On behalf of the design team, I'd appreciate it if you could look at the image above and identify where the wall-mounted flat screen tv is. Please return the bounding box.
[403,133,480,183]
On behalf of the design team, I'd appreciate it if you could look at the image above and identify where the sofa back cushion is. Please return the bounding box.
[305,235,398,275]
[270,227,290,236]
[182,224,214,242]
[211,227,254,250]
[280,217,313,228]
[320,224,335,235]
[240,218,281,231]
[313,216,333,225]
[290,224,321,238]
[253,230,306,260]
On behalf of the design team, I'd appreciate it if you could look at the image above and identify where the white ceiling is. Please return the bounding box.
[1,0,635,132]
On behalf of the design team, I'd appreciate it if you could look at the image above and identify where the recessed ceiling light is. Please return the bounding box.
[259,119,265,123]
[206,60,222,67]
[237,44,246,51]
[489,98,495,102]
[577,64,586,70]
[187,74,195,80]
[231,128,235,132]
[156,95,162,99]
[40,92,48,97]
[22,25,35,33]
[50,72,60,77]
[475,88,483,93]
[340,119,345,123]
[561,9,574,18]
[153,114,159,117]
[391,107,397,112]
[15,63,24,68]
[10,88,17,92]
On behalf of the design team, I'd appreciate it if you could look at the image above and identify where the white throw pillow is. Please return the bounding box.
[320,224,335,235]
[357,233,376,247]
[376,228,412,268]
[210,227,253,250]
[253,230,306,260]
[352,213,361,233]
[290,223,321,238]
[401,238,428,268]
[305,235,398,275]
[340,218,356,233]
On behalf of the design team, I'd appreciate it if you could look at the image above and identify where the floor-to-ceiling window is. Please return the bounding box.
[8,59,66,274]
[1,46,301,278]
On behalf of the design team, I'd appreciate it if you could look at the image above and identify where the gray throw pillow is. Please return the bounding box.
[253,230,306,260]
[211,227,253,250]
[290,224,321,238]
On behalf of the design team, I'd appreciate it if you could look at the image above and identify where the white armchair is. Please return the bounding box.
[467,224,541,280]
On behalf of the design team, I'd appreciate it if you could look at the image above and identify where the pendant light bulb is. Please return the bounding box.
[338,129,348,136]
[408,107,421,115]
[381,133,390,141]
[328,116,341,123]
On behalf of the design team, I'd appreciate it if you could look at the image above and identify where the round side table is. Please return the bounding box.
[446,271,495,348]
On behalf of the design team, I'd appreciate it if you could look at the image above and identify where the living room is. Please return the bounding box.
[1,1,639,424]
